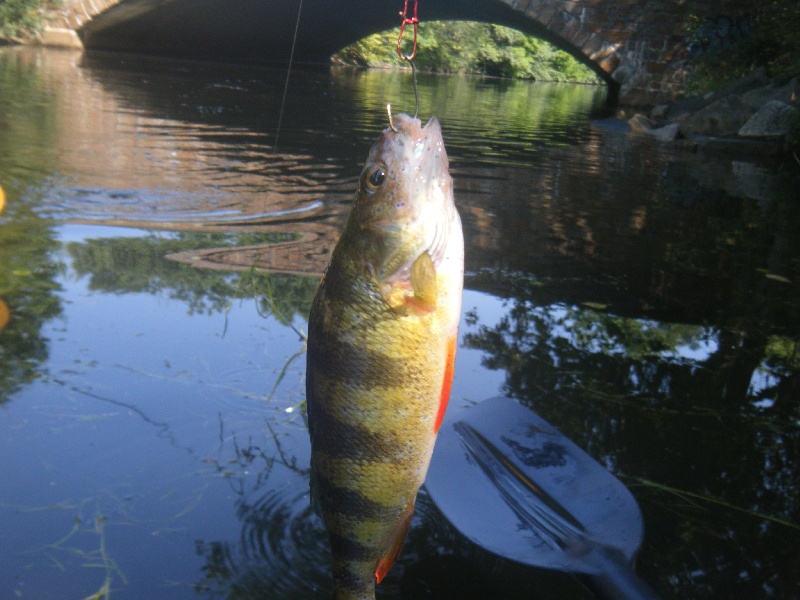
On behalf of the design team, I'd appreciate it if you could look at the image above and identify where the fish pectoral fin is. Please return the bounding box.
[379,251,437,315]
[374,504,415,584]
[410,251,438,311]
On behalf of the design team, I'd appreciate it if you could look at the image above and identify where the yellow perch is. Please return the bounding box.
[306,111,464,599]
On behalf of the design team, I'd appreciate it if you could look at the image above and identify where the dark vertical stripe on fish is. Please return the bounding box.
[311,337,426,392]
[314,471,400,522]
[311,411,411,462]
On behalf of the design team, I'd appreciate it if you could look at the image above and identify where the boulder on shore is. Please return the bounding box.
[676,95,754,137]
[738,100,796,137]
[635,69,798,152]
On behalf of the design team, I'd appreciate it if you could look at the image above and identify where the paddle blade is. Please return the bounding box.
[425,397,644,575]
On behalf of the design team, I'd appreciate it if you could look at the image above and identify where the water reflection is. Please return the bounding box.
[0,52,63,403]
[0,45,798,600]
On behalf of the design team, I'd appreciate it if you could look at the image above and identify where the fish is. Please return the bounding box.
[306,111,463,599]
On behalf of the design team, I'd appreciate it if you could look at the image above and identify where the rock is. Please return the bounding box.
[650,104,670,120]
[669,67,770,120]
[647,123,680,142]
[738,101,796,137]
[627,113,654,133]
[741,78,798,110]
[677,95,754,137]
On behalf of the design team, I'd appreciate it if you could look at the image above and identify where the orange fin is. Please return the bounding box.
[375,505,414,584]
[434,335,458,433]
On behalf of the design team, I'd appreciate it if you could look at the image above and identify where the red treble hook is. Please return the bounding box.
[397,0,419,62]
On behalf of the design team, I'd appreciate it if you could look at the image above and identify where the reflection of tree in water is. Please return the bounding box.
[0,51,63,404]
[462,279,800,599]
[0,195,62,403]
[66,233,318,323]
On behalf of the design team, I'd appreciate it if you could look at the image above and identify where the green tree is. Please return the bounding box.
[0,0,55,39]
[334,21,599,84]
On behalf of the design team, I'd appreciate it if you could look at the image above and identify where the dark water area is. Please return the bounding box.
[0,46,798,599]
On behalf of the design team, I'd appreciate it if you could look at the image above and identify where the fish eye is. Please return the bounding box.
[366,166,386,190]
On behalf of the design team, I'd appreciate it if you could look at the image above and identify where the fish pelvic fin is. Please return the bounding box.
[374,504,415,584]
[435,334,458,433]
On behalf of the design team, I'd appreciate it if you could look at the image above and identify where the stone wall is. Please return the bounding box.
[500,0,756,103]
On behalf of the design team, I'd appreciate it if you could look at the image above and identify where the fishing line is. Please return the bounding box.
[410,59,420,119]
[274,0,304,152]
[397,0,421,119]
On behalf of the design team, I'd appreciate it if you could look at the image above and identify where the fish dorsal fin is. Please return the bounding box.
[374,504,415,584]
[408,251,437,313]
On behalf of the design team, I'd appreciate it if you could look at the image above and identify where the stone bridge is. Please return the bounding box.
[43,0,754,104]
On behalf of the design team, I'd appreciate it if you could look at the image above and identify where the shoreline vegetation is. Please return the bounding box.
[0,0,53,41]
[332,22,601,85]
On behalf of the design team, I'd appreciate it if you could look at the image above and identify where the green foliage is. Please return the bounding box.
[749,1,800,70]
[334,21,600,84]
[0,0,55,38]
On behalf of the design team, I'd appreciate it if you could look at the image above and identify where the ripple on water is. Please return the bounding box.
[39,185,327,226]
[196,485,331,598]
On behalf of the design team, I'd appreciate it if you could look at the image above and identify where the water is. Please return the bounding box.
[1,46,798,599]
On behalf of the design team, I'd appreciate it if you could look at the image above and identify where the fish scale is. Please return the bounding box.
[307,113,463,599]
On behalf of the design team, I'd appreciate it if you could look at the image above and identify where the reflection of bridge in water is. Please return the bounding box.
[23,45,793,334]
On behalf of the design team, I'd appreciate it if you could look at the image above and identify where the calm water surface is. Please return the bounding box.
[1,47,798,599]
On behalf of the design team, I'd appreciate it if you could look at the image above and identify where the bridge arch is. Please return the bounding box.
[44,0,753,105]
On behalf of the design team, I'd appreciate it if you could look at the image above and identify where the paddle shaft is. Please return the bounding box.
[581,546,662,600]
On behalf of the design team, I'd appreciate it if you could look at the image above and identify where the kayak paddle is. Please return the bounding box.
[425,396,661,600]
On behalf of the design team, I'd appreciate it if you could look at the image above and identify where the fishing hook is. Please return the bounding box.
[397,0,419,62]
[387,103,398,132]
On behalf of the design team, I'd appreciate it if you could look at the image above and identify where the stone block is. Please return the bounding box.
[590,41,616,62]
[571,28,593,47]
[524,0,549,19]
[539,5,561,26]
[582,33,604,57]
[603,30,631,44]
[558,16,582,40]
[597,53,621,73]
[550,10,571,28]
